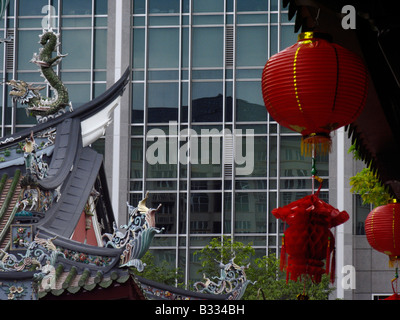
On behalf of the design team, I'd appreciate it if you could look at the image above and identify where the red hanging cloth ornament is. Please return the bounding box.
[261,32,368,156]
[273,184,349,284]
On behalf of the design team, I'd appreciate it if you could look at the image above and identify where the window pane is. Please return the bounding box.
[149,0,180,14]
[147,193,177,233]
[94,29,107,69]
[147,82,179,123]
[62,0,92,15]
[192,27,223,68]
[132,83,144,123]
[236,26,268,67]
[236,136,267,177]
[235,192,267,233]
[95,0,108,15]
[132,28,145,69]
[191,138,222,178]
[182,27,189,68]
[130,139,143,178]
[190,193,222,233]
[67,83,90,108]
[133,0,145,14]
[237,0,269,12]
[19,0,48,15]
[280,25,298,49]
[280,136,308,177]
[192,82,223,122]
[18,30,41,70]
[62,30,91,69]
[192,0,224,13]
[146,139,177,178]
[236,81,267,121]
[148,28,179,68]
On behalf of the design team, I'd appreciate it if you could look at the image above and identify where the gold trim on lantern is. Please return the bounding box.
[298,32,332,43]
[298,31,314,41]
[393,206,396,250]
[293,46,303,113]
[301,133,331,156]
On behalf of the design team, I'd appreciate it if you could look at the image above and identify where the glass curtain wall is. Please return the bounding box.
[0,0,107,142]
[130,0,329,284]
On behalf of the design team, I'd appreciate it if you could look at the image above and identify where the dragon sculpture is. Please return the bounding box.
[8,29,71,122]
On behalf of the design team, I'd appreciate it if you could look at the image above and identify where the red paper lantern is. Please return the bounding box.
[365,202,400,267]
[273,189,349,283]
[261,32,368,155]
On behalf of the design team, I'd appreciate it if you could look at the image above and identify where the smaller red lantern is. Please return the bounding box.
[365,201,400,267]
[273,188,349,284]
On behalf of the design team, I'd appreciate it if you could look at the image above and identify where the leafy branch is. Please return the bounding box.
[348,142,392,207]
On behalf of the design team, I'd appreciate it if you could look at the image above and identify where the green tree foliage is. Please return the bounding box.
[139,251,184,287]
[348,142,392,207]
[194,236,333,300]
[349,168,391,207]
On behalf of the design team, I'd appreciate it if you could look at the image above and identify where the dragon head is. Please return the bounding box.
[7,79,45,105]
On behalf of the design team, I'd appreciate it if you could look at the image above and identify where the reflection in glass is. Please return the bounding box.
[354,194,371,235]
[94,29,107,69]
[190,193,222,233]
[236,136,267,177]
[236,81,267,122]
[132,28,145,69]
[62,0,92,15]
[62,30,91,69]
[130,139,143,179]
[148,28,179,68]
[237,0,269,12]
[132,83,144,123]
[18,30,41,70]
[236,26,268,67]
[147,193,177,232]
[235,192,267,233]
[192,0,224,13]
[149,0,180,14]
[280,136,329,178]
[191,82,223,122]
[147,82,179,123]
[146,138,178,178]
[192,27,223,68]
[19,0,48,16]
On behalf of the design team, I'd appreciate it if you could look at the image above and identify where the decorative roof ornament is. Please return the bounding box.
[194,257,255,300]
[102,192,164,272]
[7,29,72,123]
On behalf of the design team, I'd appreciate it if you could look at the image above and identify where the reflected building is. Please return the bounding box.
[0,0,330,288]
[107,0,330,285]
[0,0,390,300]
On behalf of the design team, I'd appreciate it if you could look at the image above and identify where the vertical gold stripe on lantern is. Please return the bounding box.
[393,206,396,249]
[293,46,303,113]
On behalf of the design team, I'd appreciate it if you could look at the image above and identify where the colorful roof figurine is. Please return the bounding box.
[0,29,250,300]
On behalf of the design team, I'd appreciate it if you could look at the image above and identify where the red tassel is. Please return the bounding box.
[325,236,331,275]
[280,234,287,271]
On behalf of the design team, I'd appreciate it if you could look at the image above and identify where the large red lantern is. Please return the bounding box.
[273,188,349,284]
[365,202,400,267]
[261,32,368,155]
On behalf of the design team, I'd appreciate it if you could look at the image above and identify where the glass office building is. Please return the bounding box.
[126,0,329,284]
[0,0,330,286]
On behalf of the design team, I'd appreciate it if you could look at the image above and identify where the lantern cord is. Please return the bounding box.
[311,146,323,194]
[311,147,316,194]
